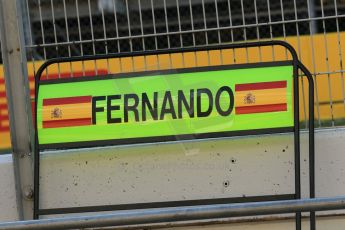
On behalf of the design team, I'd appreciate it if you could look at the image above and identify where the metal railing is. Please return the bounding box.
[1,196,345,230]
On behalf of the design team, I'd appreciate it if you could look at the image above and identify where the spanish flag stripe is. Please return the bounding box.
[235,81,287,91]
[235,88,287,107]
[42,103,92,121]
[236,103,287,115]
[42,96,92,129]
[43,96,91,106]
[43,118,92,129]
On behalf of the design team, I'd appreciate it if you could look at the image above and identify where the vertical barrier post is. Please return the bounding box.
[298,61,316,230]
[0,0,34,220]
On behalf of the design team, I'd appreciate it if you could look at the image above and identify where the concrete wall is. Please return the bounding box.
[1,127,345,228]
[0,154,18,221]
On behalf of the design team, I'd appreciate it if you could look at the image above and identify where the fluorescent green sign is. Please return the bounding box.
[37,64,293,148]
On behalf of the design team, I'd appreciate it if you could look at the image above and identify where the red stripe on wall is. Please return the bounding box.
[235,81,287,91]
[71,70,109,78]
[1,70,109,84]
[40,70,109,80]
[235,103,287,115]
[0,126,9,132]
[43,118,92,129]
[0,112,9,132]
[0,113,8,119]
[0,90,35,98]
[43,96,92,106]
[30,89,35,97]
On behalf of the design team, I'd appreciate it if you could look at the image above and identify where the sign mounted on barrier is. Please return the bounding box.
[34,41,315,230]
[37,62,293,149]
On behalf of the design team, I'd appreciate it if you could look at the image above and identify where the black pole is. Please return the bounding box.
[298,61,316,230]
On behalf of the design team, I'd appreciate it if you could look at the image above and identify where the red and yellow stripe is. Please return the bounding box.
[42,96,92,128]
[235,81,287,115]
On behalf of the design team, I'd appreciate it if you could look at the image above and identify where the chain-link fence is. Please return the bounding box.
[22,0,345,57]
[23,0,345,129]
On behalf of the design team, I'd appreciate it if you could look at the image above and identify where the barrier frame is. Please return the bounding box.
[33,41,315,230]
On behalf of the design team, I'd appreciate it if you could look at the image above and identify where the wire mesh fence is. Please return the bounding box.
[21,0,345,127]
[22,0,345,57]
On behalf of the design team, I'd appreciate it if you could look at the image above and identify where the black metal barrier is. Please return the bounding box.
[34,41,315,230]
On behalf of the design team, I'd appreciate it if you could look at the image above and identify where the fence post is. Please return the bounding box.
[0,0,34,220]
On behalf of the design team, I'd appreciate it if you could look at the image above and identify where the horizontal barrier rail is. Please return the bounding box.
[1,196,345,230]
